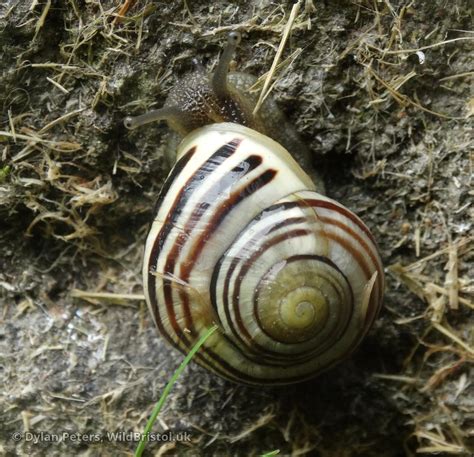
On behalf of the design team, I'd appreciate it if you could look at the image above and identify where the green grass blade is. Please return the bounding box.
[134,324,219,457]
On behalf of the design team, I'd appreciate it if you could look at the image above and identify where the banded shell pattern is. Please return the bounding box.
[143,122,384,385]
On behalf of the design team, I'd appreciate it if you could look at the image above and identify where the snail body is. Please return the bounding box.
[125,33,383,385]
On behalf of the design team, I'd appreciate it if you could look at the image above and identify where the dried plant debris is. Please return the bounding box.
[0,1,473,456]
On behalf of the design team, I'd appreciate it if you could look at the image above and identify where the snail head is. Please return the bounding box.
[124,32,261,136]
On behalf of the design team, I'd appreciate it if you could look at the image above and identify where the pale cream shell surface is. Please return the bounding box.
[143,123,383,385]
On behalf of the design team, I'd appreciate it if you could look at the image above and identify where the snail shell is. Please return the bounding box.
[125,31,384,384]
[143,122,384,385]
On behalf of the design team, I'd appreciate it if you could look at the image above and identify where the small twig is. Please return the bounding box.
[71,289,145,305]
[444,242,459,310]
[7,110,16,143]
[367,66,465,119]
[113,0,138,24]
[46,76,69,94]
[253,0,302,115]
[33,0,51,40]
[372,374,419,384]
[432,322,474,356]
[367,36,474,55]
[0,130,81,155]
[39,108,86,133]
[402,237,471,271]
[439,71,474,82]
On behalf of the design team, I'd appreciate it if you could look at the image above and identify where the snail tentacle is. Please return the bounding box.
[212,31,242,99]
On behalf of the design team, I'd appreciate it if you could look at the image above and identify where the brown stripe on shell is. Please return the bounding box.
[147,146,285,383]
[176,167,278,332]
[309,199,378,246]
[210,196,381,365]
[228,233,353,363]
[166,168,279,380]
[151,146,197,219]
[145,147,384,384]
[145,139,272,384]
[262,198,381,272]
[162,154,263,335]
[315,214,383,332]
[250,198,383,306]
[146,139,242,347]
[302,199,384,327]
[145,145,196,350]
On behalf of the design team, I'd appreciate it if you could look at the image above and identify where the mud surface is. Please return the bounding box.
[1,1,473,456]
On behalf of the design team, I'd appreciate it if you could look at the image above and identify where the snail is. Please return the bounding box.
[124,32,384,385]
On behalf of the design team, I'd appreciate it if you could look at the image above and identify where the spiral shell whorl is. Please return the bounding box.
[143,123,383,385]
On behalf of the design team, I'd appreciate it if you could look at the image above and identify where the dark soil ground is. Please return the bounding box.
[1,1,472,456]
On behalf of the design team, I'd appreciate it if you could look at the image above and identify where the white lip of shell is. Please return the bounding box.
[176,122,316,190]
